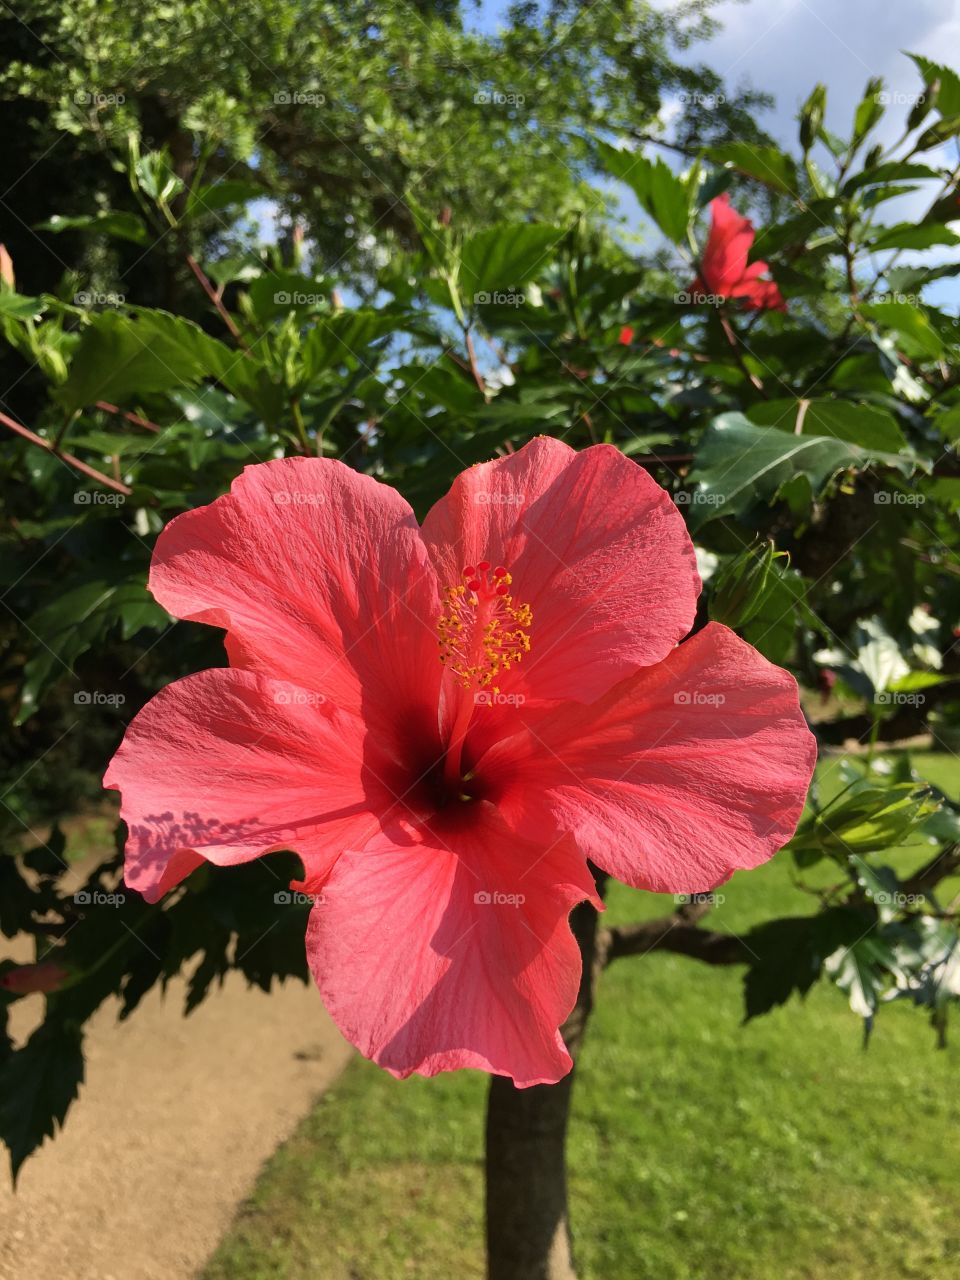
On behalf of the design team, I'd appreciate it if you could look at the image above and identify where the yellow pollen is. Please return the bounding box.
[437,563,532,688]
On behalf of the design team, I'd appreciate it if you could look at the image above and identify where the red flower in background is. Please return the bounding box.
[691,194,786,312]
[0,962,68,994]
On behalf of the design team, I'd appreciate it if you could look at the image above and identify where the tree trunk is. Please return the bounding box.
[484,892,603,1280]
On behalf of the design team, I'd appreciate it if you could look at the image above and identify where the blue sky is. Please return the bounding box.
[467,0,960,308]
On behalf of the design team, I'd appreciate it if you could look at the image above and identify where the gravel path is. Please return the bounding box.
[0,960,351,1280]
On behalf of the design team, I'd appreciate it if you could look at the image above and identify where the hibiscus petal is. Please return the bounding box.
[729,260,787,312]
[421,437,700,704]
[104,667,395,902]
[701,193,755,295]
[480,623,816,893]
[306,807,601,1086]
[148,457,441,734]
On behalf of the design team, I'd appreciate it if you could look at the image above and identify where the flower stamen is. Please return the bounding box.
[438,562,532,690]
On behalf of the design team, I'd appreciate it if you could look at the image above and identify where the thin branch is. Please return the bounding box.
[600,913,751,967]
[902,843,960,898]
[94,401,162,434]
[185,253,251,352]
[0,409,132,495]
[718,310,767,395]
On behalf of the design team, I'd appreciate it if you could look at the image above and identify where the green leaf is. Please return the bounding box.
[135,150,184,206]
[825,933,897,1021]
[853,78,886,143]
[913,114,960,151]
[842,161,940,194]
[870,223,960,252]
[790,780,936,861]
[849,856,902,922]
[0,290,45,320]
[54,310,237,414]
[0,1020,84,1181]
[706,142,799,196]
[747,398,908,453]
[595,141,690,242]
[686,412,915,530]
[908,54,960,116]
[861,301,945,359]
[300,310,401,383]
[36,211,150,245]
[185,179,263,219]
[458,224,563,304]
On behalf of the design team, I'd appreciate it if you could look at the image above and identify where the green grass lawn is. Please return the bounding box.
[203,753,960,1280]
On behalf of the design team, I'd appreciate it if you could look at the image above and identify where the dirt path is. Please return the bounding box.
[0,961,352,1280]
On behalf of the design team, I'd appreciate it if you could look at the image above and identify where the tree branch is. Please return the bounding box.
[0,409,132,495]
[599,901,752,968]
[902,843,960,898]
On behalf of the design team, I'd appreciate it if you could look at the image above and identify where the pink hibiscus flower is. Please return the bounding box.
[691,193,787,312]
[104,438,815,1085]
